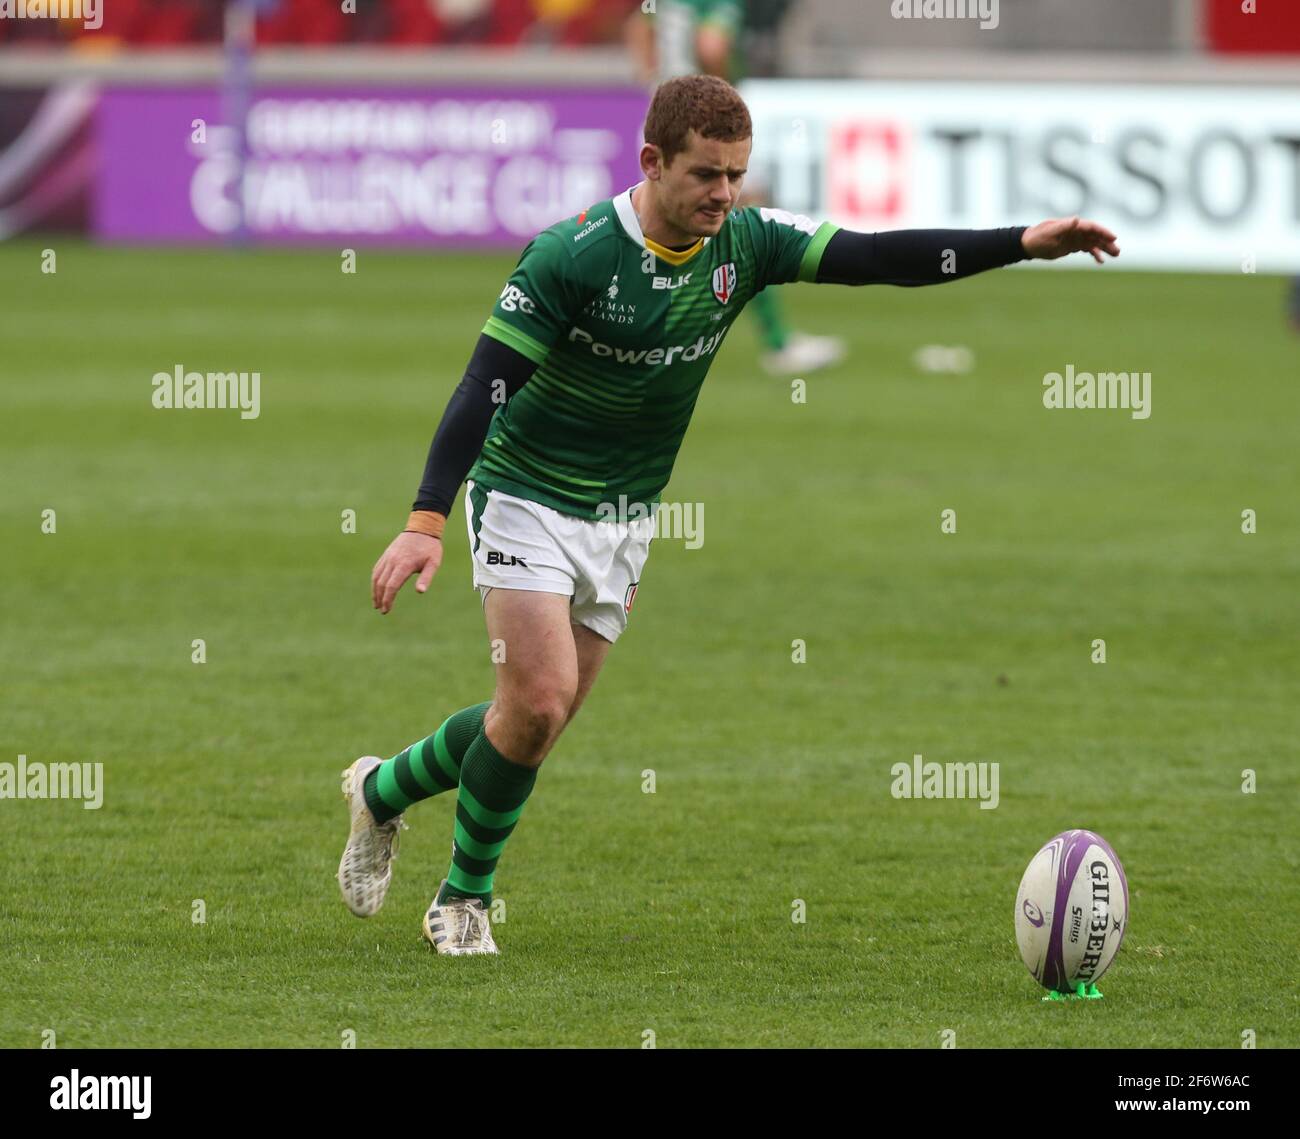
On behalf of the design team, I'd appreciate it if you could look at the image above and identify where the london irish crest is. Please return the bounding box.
[712,262,737,304]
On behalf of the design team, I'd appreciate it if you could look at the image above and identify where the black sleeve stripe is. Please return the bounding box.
[816,226,1028,287]
[411,334,539,516]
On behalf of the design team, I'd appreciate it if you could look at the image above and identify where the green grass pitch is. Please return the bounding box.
[1,238,1296,1048]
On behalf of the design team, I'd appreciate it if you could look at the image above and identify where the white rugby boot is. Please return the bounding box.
[337,756,405,918]
[760,331,847,376]
[422,880,499,956]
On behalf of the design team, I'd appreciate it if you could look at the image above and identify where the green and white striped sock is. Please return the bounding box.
[438,727,536,906]
[362,702,491,824]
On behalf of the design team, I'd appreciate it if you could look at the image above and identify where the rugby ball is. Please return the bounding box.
[1015,829,1129,993]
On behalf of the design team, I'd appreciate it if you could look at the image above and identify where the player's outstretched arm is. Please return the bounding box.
[371,335,537,614]
[812,217,1118,287]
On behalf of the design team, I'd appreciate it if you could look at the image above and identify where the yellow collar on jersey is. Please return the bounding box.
[644,234,707,267]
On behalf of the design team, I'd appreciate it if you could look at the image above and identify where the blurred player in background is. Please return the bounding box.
[626,0,845,375]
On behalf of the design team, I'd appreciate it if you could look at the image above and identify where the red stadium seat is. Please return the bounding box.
[1204,0,1300,54]
[486,0,536,46]
[382,0,446,45]
[126,2,208,46]
[0,0,634,47]
[257,0,351,45]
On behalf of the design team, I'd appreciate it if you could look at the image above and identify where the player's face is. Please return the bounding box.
[659,132,750,238]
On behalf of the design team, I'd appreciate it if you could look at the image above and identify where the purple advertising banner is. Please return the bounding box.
[94,87,648,245]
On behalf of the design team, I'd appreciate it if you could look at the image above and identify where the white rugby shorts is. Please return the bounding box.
[464,479,654,643]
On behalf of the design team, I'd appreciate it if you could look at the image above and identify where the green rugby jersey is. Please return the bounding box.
[466,187,839,519]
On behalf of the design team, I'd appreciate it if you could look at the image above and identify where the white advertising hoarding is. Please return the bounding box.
[741,80,1300,272]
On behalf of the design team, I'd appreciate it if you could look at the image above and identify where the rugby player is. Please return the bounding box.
[340,75,1119,955]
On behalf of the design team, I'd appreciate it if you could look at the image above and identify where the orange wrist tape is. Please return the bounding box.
[405,510,446,539]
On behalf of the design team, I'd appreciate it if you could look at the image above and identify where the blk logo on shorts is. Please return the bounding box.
[712,262,737,304]
[624,581,639,613]
[486,551,528,567]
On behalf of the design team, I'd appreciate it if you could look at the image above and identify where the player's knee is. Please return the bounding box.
[507,686,573,745]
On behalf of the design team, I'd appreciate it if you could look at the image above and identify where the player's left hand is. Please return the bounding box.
[1021,217,1120,264]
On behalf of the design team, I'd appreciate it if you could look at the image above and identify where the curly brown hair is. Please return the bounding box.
[643,75,752,168]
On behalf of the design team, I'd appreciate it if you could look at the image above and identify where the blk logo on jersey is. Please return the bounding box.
[486,550,528,567]
[652,272,692,291]
[712,262,738,304]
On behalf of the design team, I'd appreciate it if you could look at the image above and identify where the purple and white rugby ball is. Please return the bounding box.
[1015,829,1129,993]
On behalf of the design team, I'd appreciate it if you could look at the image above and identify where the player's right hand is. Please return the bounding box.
[1021,216,1120,263]
[371,531,443,614]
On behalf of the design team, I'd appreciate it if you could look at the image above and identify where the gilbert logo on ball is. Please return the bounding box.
[1014,829,1129,994]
